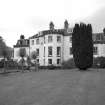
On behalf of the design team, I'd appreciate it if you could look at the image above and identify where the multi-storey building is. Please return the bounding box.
[13,21,105,66]
[29,21,73,66]
[13,35,30,61]
[93,33,105,57]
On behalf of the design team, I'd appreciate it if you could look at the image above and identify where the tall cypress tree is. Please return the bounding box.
[72,23,93,70]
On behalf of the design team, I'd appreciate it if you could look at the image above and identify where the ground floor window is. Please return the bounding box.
[70,47,73,55]
[57,47,61,56]
[48,46,52,56]
[93,46,98,55]
[37,59,39,64]
[48,59,52,65]
[36,49,39,56]
[57,59,61,65]
[43,59,45,65]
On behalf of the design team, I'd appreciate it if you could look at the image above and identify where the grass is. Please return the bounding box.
[0,69,105,105]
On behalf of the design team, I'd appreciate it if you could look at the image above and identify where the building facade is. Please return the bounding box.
[29,21,73,66]
[13,21,105,66]
[13,35,30,61]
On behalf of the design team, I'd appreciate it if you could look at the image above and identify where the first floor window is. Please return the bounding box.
[31,40,34,45]
[70,47,73,55]
[93,46,98,55]
[36,38,39,44]
[48,59,52,65]
[57,59,61,65]
[36,49,39,56]
[44,36,45,43]
[44,47,45,57]
[57,36,61,42]
[48,46,52,56]
[48,36,52,43]
[57,47,61,56]
[43,59,45,65]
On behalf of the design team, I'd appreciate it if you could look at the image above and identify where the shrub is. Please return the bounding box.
[62,58,76,69]
[93,57,105,68]
[0,59,4,68]
[6,60,18,69]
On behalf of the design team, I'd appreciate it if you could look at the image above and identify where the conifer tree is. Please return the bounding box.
[72,23,93,70]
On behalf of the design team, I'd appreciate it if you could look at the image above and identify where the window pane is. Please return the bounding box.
[57,47,61,56]
[32,40,34,45]
[44,47,45,57]
[43,59,45,65]
[70,47,73,55]
[70,36,72,42]
[36,49,39,56]
[36,38,39,44]
[37,59,39,63]
[57,36,61,42]
[48,46,52,56]
[48,59,52,65]
[57,59,61,64]
[93,47,98,55]
[96,35,101,41]
[48,36,52,43]
[44,36,45,43]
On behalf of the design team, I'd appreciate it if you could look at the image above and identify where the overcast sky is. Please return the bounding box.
[0,0,105,47]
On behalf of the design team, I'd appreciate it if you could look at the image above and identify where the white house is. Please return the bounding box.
[13,35,30,62]
[14,21,105,66]
[29,21,73,66]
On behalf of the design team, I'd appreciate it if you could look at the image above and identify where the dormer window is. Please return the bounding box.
[57,36,61,42]
[48,36,52,43]
[36,38,39,44]
[31,40,34,45]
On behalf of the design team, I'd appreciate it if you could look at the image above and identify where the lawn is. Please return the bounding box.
[0,69,105,105]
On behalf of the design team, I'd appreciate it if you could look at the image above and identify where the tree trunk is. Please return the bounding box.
[22,57,24,73]
[3,58,6,73]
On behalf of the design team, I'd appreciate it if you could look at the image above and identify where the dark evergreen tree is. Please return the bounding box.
[103,28,105,35]
[72,23,93,70]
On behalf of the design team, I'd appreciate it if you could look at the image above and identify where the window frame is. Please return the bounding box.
[70,47,73,55]
[31,40,34,45]
[57,36,61,42]
[36,38,39,45]
[93,46,98,55]
[69,36,72,42]
[48,35,53,43]
[57,46,61,57]
[36,48,39,56]
[48,59,52,65]
[48,46,52,57]
[57,59,61,65]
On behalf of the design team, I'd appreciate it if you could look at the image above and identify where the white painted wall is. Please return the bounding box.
[94,44,105,57]
[14,47,29,62]
[14,33,105,66]
[63,35,73,61]
[30,34,64,66]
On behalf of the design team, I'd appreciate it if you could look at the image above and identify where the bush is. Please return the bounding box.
[0,59,4,68]
[93,57,105,68]
[47,65,56,70]
[39,65,61,70]
[62,58,76,69]
[5,60,18,69]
